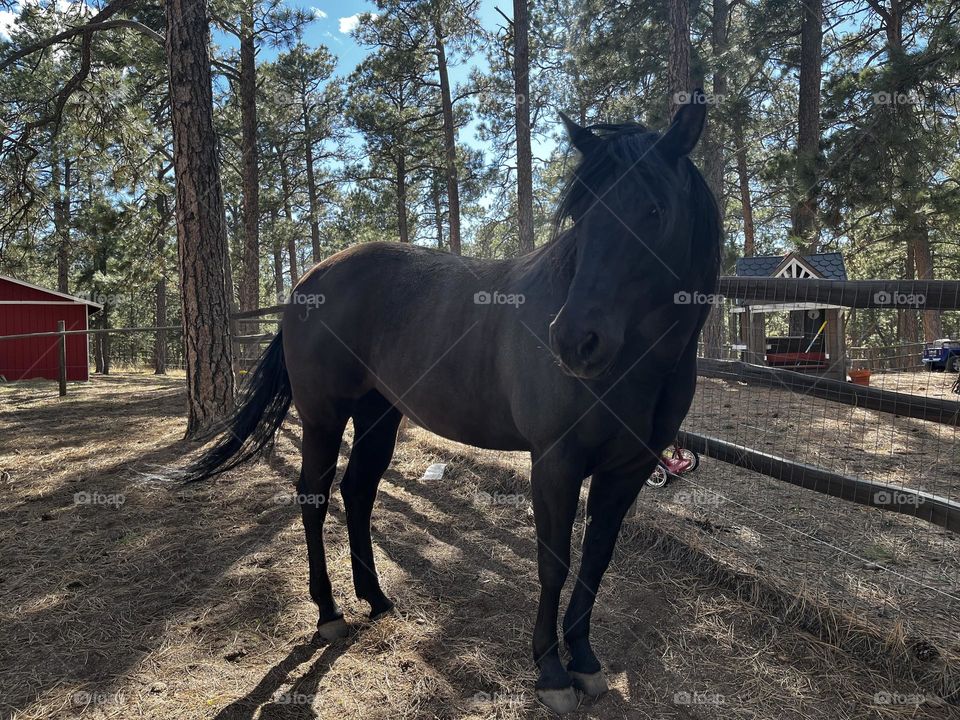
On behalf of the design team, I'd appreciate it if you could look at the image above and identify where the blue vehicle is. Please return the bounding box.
[922,339,960,372]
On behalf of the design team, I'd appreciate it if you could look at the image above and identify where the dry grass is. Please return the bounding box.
[1,373,957,719]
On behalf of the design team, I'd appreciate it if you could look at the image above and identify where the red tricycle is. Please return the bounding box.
[645,443,700,488]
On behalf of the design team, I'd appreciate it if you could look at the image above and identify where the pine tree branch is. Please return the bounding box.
[0,9,160,73]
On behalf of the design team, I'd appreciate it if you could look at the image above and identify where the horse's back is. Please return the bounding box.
[280,242,527,447]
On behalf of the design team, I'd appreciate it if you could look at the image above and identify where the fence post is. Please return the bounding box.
[57,320,67,397]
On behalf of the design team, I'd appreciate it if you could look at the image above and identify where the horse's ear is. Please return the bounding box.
[560,112,601,155]
[660,88,707,158]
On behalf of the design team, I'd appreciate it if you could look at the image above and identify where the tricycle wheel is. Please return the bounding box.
[676,448,700,472]
[645,464,670,488]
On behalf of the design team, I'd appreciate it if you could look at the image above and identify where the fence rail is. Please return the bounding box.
[697,358,960,426]
[0,325,181,395]
[848,342,927,371]
[231,305,285,320]
[0,326,181,342]
[717,277,960,309]
[677,430,960,534]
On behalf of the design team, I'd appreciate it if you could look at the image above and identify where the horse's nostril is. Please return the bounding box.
[577,332,601,362]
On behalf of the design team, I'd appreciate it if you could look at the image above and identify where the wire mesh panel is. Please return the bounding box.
[635,277,960,700]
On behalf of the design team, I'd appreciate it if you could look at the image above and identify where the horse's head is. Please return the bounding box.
[548,93,719,379]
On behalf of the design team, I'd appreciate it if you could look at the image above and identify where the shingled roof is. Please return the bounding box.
[735,252,847,280]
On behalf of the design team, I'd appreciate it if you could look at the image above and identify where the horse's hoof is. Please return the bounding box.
[535,686,579,714]
[369,599,396,621]
[315,616,349,641]
[570,670,608,697]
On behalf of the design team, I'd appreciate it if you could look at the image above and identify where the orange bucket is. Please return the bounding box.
[849,369,871,386]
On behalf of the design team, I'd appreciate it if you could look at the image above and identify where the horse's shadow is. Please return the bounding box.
[212,633,354,720]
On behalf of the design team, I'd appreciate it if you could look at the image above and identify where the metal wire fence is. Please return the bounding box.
[633,277,960,703]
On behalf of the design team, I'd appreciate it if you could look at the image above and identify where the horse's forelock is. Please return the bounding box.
[553,126,681,240]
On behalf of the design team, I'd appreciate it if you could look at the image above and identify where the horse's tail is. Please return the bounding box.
[179,332,292,483]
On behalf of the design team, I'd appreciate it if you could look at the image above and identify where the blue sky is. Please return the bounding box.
[272,0,545,157]
[295,0,505,80]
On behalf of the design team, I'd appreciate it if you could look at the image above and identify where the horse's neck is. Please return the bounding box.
[509,231,575,296]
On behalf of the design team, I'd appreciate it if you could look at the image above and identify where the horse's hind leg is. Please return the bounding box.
[299,412,350,640]
[340,390,402,619]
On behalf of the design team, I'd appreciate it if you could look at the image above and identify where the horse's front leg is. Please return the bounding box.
[562,460,657,697]
[529,450,585,714]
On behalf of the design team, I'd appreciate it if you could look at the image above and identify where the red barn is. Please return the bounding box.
[0,275,102,382]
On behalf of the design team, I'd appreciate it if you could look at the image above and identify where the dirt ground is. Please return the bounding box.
[1,372,958,719]
[869,371,960,402]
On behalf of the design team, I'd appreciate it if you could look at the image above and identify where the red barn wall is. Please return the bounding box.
[0,301,91,382]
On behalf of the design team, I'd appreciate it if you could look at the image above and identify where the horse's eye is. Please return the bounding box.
[647,206,660,219]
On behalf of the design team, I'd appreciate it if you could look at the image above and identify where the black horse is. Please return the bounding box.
[182,92,720,713]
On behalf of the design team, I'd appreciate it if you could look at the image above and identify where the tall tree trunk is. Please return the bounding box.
[270,208,284,303]
[432,176,444,249]
[512,0,534,254]
[667,0,690,117]
[872,0,939,345]
[911,220,941,341]
[98,305,111,375]
[93,247,110,375]
[301,99,322,264]
[733,113,756,256]
[435,29,461,255]
[792,0,822,250]
[52,154,71,293]
[165,0,235,438]
[700,0,729,360]
[701,0,728,201]
[95,305,109,374]
[899,239,919,345]
[154,265,168,374]
[237,3,260,312]
[278,151,299,285]
[395,156,409,244]
[153,171,169,375]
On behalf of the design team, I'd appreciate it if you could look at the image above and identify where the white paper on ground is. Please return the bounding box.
[421,463,447,480]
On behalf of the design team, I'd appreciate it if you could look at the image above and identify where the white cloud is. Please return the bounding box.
[311,7,327,19]
[338,14,362,33]
[0,10,17,41]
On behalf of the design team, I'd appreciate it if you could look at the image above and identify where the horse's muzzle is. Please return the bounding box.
[548,313,621,380]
